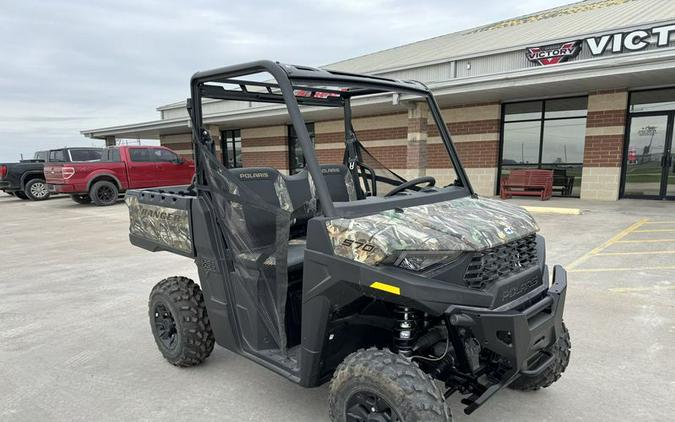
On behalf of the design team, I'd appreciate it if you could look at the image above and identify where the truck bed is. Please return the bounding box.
[125,186,196,258]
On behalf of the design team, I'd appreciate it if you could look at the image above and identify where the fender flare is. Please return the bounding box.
[87,172,124,192]
[20,171,46,188]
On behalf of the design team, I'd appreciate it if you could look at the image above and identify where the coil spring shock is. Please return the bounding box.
[393,306,422,357]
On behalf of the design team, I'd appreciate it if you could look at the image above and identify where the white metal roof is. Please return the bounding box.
[324,0,675,74]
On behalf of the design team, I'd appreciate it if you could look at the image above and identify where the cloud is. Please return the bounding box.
[0,0,570,161]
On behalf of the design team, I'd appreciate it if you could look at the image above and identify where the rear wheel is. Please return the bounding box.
[509,322,571,391]
[71,194,91,204]
[148,276,215,367]
[329,348,451,422]
[25,178,50,201]
[90,180,118,206]
[14,191,29,200]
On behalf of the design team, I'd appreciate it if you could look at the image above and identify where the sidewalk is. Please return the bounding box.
[501,196,675,218]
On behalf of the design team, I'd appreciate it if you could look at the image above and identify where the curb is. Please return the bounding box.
[522,206,583,215]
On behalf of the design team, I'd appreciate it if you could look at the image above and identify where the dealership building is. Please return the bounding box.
[83,0,675,201]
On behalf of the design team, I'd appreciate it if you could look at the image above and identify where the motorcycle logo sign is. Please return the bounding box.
[526,40,582,66]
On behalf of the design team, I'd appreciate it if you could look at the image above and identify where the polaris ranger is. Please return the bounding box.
[126,61,570,421]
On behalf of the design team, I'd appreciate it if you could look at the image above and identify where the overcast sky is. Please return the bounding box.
[0,0,572,161]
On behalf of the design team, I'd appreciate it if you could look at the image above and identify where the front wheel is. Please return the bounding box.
[509,322,571,391]
[90,180,119,206]
[71,194,91,204]
[148,276,215,367]
[329,348,451,422]
[14,191,29,200]
[25,179,50,201]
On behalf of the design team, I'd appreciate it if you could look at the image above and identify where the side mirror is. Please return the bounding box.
[174,157,185,165]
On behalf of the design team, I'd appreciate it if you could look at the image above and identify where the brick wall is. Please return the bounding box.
[159,133,193,160]
[161,103,502,195]
[580,90,628,200]
[586,109,626,128]
[583,135,624,168]
[240,125,288,171]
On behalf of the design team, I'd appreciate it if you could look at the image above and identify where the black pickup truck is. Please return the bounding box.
[1,147,102,201]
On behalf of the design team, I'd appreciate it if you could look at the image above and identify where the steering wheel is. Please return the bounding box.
[385,176,436,197]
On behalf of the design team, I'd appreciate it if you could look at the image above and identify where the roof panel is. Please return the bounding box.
[324,0,675,74]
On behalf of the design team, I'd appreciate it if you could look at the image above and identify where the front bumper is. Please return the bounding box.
[445,264,567,413]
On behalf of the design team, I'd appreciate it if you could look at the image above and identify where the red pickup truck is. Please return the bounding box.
[46,146,195,206]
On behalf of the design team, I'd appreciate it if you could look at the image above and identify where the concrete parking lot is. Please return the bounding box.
[1,194,673,421]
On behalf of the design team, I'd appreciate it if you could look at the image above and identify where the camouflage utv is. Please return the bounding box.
[126,61,570,422]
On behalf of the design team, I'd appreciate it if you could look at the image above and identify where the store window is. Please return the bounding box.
[629,88,675,113]
[221,129,241,168]
[500,97,588,197]
[288,123,315,174]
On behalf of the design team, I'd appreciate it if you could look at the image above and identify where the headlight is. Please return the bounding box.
[386,251,462,272]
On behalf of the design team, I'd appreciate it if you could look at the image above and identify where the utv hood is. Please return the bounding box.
[326,196,539,265]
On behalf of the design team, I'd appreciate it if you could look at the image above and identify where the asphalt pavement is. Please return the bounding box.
[0,193,673,421]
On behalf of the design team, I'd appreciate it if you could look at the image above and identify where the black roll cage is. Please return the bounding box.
[188,60,473,217]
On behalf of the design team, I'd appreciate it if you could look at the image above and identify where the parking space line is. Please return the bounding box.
[569,265,675,273]
[595,250,675,256]
[633,229,675,233]
[642,220,675,224]
[566,218,649,270]
[615,238,675,244]
[609,285,675,293]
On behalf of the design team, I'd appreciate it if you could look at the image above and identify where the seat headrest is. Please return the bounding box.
[228,167,287,209]
[319,164,357,202]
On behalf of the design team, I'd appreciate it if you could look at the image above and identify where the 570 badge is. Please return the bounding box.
[341,239,376,252]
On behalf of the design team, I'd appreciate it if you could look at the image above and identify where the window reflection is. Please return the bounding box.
[502,121,541,164]
[630,88,675,113]
[541,118,586,163]
[500,97,588,198]
[504,101,542,122]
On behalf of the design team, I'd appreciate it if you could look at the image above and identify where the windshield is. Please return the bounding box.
[290,92,463,201]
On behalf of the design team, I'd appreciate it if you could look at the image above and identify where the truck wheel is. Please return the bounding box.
[71,194,91,204]
[329,348,451,422]
[25,178,50,201]
[15,191,29,200]
[90,180,118,206]
[148,276,215,367]
[509,322,571,391]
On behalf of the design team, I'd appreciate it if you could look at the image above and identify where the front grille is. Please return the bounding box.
[464,234,538,289]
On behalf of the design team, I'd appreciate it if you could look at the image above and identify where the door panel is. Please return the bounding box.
[154,148,193,186]
[623,115,669,198]
[127,148,160,188]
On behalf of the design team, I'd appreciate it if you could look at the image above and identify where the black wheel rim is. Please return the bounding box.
[97,186,115,202]
[346,391,402,422]
[153,303,178,350]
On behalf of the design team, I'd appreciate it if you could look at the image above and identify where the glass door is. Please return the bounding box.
[623,114,672,199]
[667,129,675,199]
